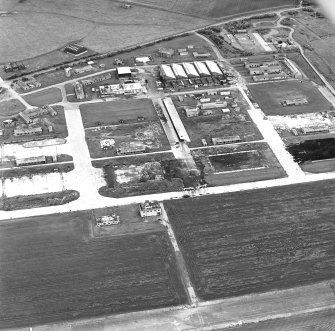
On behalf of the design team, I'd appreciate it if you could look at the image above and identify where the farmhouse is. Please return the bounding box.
[116,67,132,79]
[64,43,87,55]
[158,48,175,58]
[16,155,46,166]
[13,127,43,136]
[139,200,162,218]
[281,98,308,106]
[212,136,241,145]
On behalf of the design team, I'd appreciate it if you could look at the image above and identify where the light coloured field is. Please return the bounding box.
[132,0,295,18]
[0,0,211,63]
[22,88,63,107]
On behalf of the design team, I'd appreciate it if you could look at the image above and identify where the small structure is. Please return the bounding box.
[117,144,146,155]
[158,48,175,58]
[116,67,132,79]
[159,64,176,81]
[74,81,85,100]
[3,61,25,73]
[96,214,120,226]
[212,136,241,145]
[281,98,308,106]
[3,119,16,127]
[18,112,33,124]
[200,101,227,109]
[64,43,87,56]
[139,201,162,218]
[201,139,207,146]
[193,52,211,59]
[74,65,93,75]
[100,139,115,150]
[16,155,46,166]
[13,127,43,136]
[184,108,199,117]
[64,67,72,77]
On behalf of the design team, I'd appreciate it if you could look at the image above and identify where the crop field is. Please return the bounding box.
[131,0,294,19]
[22,87,63,107]
[0,0,211,63]
[80,99,157,128]
[165,179,335,301]
[192,142,285,185]
[0,209,187,329]
[248,81,332,115]
[0,98,26,117]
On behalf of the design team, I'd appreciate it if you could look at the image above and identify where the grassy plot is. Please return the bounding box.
[0,210,187,329]
[248,81,332,115]
[22,87,63,106]
[0,99,26,117]
[165,179,335,301]
[80,99,157,128]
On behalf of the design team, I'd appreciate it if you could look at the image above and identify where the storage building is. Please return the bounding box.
[158,48,175,58]
[159,64,176,80]
[14,127,43,136]
[301,126,329,135]
[182,63,199,78]
[205,61,223,76]
[194,61,211,76]
[171,63,188,79]
[116,67,132,79]
[212,136,241,145]
[16,156,46,167]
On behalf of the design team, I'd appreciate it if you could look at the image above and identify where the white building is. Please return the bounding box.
[139,201,162,217]
[205,61,223,76]
[160,64,176,80]
[171,63,188,79]
[194,61,211,76]
[182,62,199,77]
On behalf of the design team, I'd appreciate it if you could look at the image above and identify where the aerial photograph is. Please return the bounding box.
[0,0,335,330]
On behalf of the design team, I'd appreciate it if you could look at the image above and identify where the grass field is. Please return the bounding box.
[80,99,157,128]
[248,81,332,115]
[22,87,63,107]
[132,0,294,19]
[165,179,335,301]
[0,0,211,63]
[0,207,187,329]
[0,98,26,117]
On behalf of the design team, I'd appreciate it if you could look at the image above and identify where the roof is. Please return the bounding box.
[117,67,132,75]
[205,61,223,75]
[160,64,176,80]
[16,156,46,165]
[171,63,188,78]
[194,61,211,76]
[182,63,199,77]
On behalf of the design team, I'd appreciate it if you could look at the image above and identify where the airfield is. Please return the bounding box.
[1,1,335,330]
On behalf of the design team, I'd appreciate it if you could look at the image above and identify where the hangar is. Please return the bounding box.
[194,61,211,76]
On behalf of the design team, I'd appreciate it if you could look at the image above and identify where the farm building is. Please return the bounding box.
[117,144,146,155]
[212,136,241,145]
[193,52,211,59]
[253,73,287,82]
[184,108,199,117]
[74,81,85,100]
[194,61,211,76]
[281,98,308,106]
[159,64,176,81]
[18,112,33,124]
[139,201,162,218]
[163,97,190,142]
[182,63,199,78]
[96,214,120,226]
[116,67,132,79]
[171,63,188,79]
[64,43,87,55]
[301,126,329,135]
[16,155,46,166]
[284,58,302,79]
[158,48,175,58]
[205,61,223,76]
[13,127,43,136]
[81,72,112,85]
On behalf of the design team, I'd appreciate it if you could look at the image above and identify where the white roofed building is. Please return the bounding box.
[194,61,211,76]
[171,63,188,79]
[182,62,199,78]
[159,64,176,80]
[205,61,223,76]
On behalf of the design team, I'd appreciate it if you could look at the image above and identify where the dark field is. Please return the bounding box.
[79,99,157,128]
[248,81,332,115]
[209,150,263,172]
[287,138,335,163]
[22,87,63,107]
[0,211,187,329]
[165,180,335,301]
[0,98,26,117]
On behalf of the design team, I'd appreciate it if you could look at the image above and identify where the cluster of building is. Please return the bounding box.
[96,214,120,226]
[15,77,41,91]
[244,59,287,82]
[271,37,298,51]
[158,46,211,59]
[99,81,143,97]
[160,61,235,90]
[3,61,25,73]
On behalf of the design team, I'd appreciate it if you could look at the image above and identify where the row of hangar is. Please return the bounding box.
[160,61,224,81]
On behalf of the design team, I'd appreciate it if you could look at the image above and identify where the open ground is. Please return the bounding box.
[0,206,187,329]
[22,87,63,107]
[165,179,335,301]
[0,98,26,117]
[249,80,333,115]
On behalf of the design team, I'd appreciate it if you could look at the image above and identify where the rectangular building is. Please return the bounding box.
[194,61,211,76]
[281,98,308,106]
[14,127,43,136]
[116,67,132,79]
[160,64,176,80]
[212,136,241,145]
[205,61,223,76]
[139,201,162,218]
[16,155,46,167]
[171,63,188,79]
[182,62,199,78]
[81,72,112,85]
[301,126,329,135]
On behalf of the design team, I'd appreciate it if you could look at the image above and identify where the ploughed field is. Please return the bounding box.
[0,212,187,329]
[165,180,335,301]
